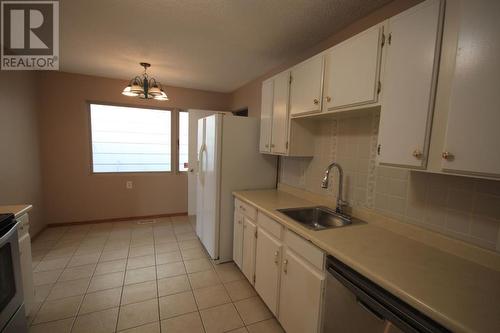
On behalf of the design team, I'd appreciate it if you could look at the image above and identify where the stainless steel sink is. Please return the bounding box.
[277,206,352,230]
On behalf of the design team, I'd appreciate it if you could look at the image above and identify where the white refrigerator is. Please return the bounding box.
[196,114,277,263]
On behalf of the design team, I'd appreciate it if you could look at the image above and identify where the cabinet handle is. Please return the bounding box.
[442,151,454,160]
[283,259,288,274]
[270,143,275,148]
[274,251,279,264]
[313,99,319,105]
[238,219,242,225]
[412,149,422,159]
[325,96,331,103]
[265,144,269,148]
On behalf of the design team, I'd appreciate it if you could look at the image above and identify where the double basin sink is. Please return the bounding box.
[277,206,352,231]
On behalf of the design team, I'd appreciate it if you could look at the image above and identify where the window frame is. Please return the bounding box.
[177,110,189,173]
[87,101,185,175]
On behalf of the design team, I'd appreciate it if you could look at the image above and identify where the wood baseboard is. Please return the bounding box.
[47,212,188,227]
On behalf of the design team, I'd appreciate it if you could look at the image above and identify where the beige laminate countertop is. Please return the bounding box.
[233,189,500,333]
[0,204,32,218]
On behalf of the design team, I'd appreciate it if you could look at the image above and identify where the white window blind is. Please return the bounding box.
[90,104,171,173]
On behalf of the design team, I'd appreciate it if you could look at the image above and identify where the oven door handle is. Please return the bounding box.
[0,220,20,244]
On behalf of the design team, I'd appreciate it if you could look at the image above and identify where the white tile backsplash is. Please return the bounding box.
[280,112,500,252]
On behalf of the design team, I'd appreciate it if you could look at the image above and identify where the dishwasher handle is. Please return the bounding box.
[357,298,385,322]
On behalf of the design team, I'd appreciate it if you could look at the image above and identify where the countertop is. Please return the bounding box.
[0,204,32,218]
[233,189,500,333]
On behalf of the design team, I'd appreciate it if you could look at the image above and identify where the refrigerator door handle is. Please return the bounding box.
[197,143,206,184]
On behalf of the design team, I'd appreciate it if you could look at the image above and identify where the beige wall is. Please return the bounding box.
[0,72,45,235]
[38,71,232,224]
[231,0,422,118]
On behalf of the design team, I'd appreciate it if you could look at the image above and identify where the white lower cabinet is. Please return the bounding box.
[242,217,257,284]
[233,198,326,333]
[279,249,325,333]
[254,228,282,315]
[233,211,244,269]
[17,213,34,316]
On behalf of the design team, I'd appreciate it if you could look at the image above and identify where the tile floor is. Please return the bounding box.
[29,216,284,333]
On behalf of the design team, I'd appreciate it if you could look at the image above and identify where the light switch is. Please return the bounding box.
[126,181,133,189]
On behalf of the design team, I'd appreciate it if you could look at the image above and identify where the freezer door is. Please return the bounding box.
[195,118,205,240]
[199,115,222,259]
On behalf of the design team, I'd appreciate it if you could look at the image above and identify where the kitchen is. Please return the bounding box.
[1,0,499,332]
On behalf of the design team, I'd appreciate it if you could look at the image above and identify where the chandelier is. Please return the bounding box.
[122,62,169,101]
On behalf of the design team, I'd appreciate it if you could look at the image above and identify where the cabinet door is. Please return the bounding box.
[233,210,244,269]
[270,71,290,154]
[279,250,325,333]
[19,233,34,315]
[441,0,500,178]
[378,0,443,168]
[241,218,257,284]
[255,228,282,315]
[323,25,383,111]
[289,54,324,116]
[260,79,273,153]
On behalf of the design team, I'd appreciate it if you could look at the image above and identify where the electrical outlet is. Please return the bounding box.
[126,181,133,189]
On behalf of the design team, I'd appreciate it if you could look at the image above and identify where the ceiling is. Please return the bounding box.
[60,0,392,92]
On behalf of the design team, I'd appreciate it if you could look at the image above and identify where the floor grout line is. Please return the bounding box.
[30,218,282,332]
[153,218,164,332]
[175,219,208,333]
[69,225,111,332]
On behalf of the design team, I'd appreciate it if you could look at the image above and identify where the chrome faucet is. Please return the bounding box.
[321,162,347,214]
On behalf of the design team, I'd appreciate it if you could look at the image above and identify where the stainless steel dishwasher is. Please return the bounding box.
[324,256,449,333]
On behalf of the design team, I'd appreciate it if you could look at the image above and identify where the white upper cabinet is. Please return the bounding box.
[259,71,315,157]
[323,25,383,112]
[440,0,500,178]
[270,71,291,154]
[289,54,325,116]
[259,79,273,153]
[377,0,444,168]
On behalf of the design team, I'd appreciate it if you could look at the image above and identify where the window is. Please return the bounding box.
[178,111,189,172]
[90,104,171,173]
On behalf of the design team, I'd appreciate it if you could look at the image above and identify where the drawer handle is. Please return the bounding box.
[283,259,288,274]
[274,251,279,264]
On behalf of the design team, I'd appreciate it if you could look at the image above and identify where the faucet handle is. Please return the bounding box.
[335,199,348,214]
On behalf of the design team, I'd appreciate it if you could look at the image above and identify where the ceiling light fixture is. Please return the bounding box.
[122,62,169,101]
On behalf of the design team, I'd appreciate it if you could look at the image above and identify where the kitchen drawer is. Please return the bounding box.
[235,198,257,220]
[257,212,283,240]
[284,230,325,271]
